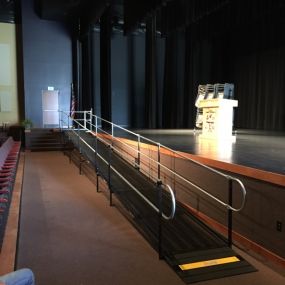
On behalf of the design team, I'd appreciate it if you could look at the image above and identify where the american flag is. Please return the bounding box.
[70,83,76,119]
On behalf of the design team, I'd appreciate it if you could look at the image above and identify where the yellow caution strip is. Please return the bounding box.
[179,256,240,271]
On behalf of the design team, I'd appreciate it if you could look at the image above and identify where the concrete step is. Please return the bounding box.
[25,128,65,151]
[30,145,64,152]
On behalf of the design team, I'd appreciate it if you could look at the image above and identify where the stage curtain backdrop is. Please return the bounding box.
[77,0,285,131]
[146,0,285,131]
[145,14,158,128]
[233,46,285,131]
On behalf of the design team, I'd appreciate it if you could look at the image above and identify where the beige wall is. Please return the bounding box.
[0,22,19,126]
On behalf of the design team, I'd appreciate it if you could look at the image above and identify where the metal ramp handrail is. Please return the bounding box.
[59,109,247,247]
[63,117,176,221]
[60,110,246,211]
[98,124,246,212]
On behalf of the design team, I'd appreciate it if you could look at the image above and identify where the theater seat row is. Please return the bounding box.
[0,137,21,248]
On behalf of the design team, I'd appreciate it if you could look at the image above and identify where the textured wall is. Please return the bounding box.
[21,0,72,127]
[0,22,18,125]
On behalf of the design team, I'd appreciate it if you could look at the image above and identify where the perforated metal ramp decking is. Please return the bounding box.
[66,130,256,283]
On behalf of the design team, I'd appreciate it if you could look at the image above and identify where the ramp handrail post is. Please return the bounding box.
[77,123,81,153]
[89,108,93,131]
[157,180,163,259]
[79,155,83,175]
[137,135,141,169]
[111,123,114,146]
[95,137,99,193]
[158,143,161,180]
[228,179,233,247]
[94,115,99,192]
[84,111,87,129]
[108,145,113,206]
[58,110,61,130]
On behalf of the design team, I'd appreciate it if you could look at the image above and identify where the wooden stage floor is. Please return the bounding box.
[132,129,285,185]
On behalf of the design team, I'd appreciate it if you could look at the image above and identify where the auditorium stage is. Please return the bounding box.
[132,129,285,186]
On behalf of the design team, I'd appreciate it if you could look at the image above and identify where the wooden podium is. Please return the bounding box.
[198,98,238,139]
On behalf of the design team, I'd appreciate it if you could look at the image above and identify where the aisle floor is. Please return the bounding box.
[16,152,285,285]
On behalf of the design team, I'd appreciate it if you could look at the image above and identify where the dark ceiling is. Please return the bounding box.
[2,0,285,40]
[35,0,123,22]
[0,0,17,23]
[33,0,167,35]
[33,0,285,35]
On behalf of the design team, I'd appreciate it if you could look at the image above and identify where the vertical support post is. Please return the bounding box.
[77,124,81,153]
[96,172,100,192]
[94,120,99,193]
[228,179,233,247]
[89,108,93,132]
[58,110,61,130]
[84,111,87,129]
[157,180,163,259]
[94,109,100,193]
[111,123,114,146]
[108,145,112,206]
[79,156,83,175]
[137,135,141,169]
[95,133,98,162]
[157,143,161,180]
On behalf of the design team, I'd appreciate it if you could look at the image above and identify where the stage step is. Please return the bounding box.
[25,128,65,151]
[165,247,256,283]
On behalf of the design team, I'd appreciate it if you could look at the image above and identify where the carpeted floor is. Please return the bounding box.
[16,152,285,285]
[16,151,185,285]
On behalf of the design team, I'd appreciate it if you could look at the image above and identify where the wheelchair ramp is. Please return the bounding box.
[65,130,256,283]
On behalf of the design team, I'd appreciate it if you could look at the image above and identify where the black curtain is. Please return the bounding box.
[145,14,158,128]
[71,37,80,117]
[162,31,178,128]
[159,0,285,131]
[234,47,285,130]
[162,27,216,129]
[127,35,136,127]
[183,26,197,128]
[100,6,112,126]
[160,0,220,129]
[227,2,285,131]
[76,0,285,131]
[80,30,94,112]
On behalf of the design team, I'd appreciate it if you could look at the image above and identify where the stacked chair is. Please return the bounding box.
[214,83,234,99]
[0,137,21,247]
[195,85,207,129]
[204,84,215,99]
[194,83,234,129]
